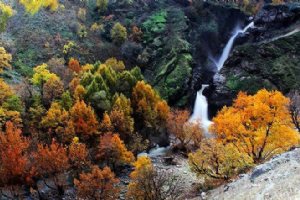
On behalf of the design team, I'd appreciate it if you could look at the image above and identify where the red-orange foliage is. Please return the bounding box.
[42,76,64,105]
[33,140,70,176]
[69,77,80,94]
[99,112,114,133]
[97,132,134,169]
[68,138,89,169]
[74,165,120,200]
[68,58,81,73]
[0,122,31,186]
[69,100,99,141]
[129,25,143,42]
[167,109,203,149]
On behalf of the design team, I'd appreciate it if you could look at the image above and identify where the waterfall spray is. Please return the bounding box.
[216,22,254,71]
[190,84,212,135]
[191,22,254,135]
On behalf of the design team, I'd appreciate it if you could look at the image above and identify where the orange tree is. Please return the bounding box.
[74,165,120,200]
[68,100,99,142]
[211,89,299,163]
[167,109,203,150]
[0,122,32,186]
[97,132,134,170]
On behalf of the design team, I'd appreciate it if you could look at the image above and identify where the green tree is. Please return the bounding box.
[111,22,127,45]
[96,0,108,13]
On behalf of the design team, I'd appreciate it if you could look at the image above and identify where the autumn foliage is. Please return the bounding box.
[167,109,203,150]
[0,43,297,200]
[69,100,99,141]
[33,140,70,176]
[97,132,135,168]
[74,165,120,200]
[68,58,81,73]
[0,122,31,186]
[188,139,253,179]
[211,89,299,163]
[0,47,12,72]
[132,81,169,131]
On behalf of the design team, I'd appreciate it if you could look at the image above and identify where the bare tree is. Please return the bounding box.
[127,167,184,200]
[288,90,300,133]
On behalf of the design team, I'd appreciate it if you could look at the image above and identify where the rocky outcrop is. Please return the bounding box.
[254,3,300,26]
[206,148,300,200]
[210,3,300,110]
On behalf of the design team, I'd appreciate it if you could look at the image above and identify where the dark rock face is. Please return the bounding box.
[255,3,300,27]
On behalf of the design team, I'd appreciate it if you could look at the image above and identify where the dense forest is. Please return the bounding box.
[0,0,299,199]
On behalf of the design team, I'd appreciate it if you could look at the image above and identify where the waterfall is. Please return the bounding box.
[191,22,254,135]
[190,84,212,135]
[216,22,254,71]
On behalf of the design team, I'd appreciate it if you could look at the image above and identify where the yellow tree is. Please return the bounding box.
[211,89,299,163]
[41,102,74,143]
[188,139,253,179]
[19,0,59,15]
[105,58,125,72]
[0,79,22,128]
[127,156,153,200]
[111,22,127,45]
[0,78,13,105]
[109,94,134,142]
[99,112,114,133]
[132,81,169,132]
[0,47,12,72]
[31,64,59,96]
[0,3,14,32]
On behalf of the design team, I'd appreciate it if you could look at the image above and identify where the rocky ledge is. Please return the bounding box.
[206,148,300,200]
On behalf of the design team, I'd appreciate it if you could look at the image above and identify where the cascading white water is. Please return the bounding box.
[191,22,255,135]
[190,84,212,135]
[216,22,254,71]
